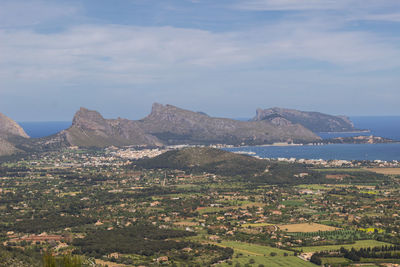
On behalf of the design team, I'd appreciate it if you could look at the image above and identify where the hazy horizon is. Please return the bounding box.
[16,111,400,123]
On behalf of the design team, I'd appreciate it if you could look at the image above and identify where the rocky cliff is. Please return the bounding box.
[60,108,162,147]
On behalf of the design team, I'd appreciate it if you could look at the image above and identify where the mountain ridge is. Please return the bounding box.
[253,107,357,132]
[3,104,367,153]
[136,103,319,145]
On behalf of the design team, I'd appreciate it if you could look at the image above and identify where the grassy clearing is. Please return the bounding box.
[366,168,400,175]
[217,241,289,256]
[320,257,351,265]
[240,223,273,228]
[218,255,315,267]
[278,223,339,233]
[196,207,228,214]
[298,240,391,253]
[215,241,315,267]
[296,184,330,190]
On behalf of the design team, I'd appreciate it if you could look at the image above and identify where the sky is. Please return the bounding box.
[1,0,400,121]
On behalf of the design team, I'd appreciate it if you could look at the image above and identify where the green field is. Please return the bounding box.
[296,184,331,190]
[218,255,315,267]
[320,257,351,265]
[240,223,273,228]
[297,240,391,253]
[215,241,315,267]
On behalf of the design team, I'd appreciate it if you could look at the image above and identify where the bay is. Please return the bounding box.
[224,143,400,161]
[225,116,400,161]
[19,121,71,138]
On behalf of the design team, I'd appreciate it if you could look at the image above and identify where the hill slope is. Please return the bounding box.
[253,107,357,132]
[135,147,325,184]
[0,113,29,156]
[135,147,268,176]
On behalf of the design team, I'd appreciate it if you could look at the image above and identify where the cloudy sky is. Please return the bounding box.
[1,0,400,121]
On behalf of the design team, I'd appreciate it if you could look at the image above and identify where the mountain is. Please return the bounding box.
[0,113,29,156]
[253,107,357,132]
[137,103,320,145]
[40,104,320,148]
[2,104,325,152]
[56,108,162,147]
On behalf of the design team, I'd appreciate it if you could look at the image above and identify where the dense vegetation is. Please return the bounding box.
[73,224,196,257]
[2,215,96,234]
[135,147,268,177]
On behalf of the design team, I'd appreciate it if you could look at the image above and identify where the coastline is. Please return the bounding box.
[224,143,400,162]
[317,130,370,134]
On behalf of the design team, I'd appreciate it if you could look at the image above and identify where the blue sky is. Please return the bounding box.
[1,0,400,121]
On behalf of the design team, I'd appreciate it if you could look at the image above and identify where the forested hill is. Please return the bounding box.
[134,147,326,184]
[134,147,268,177]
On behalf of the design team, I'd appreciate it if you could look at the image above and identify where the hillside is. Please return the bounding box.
[0,138,20,157]
[0,113,29,139]
[135,147,268,176]
[253,107,357,132]
[0,113,29,156]
[135,147,325,184]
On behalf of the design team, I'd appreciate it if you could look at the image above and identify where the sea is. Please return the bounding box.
[19,116,400,161]
[19,121,71,138]
[226,116,400,161]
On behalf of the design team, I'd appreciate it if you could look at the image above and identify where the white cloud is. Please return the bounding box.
[234,0,342,11]
[233,0,399,11]
[0,0,400,118]
[0,20,399,91]
[0,0,79,28]
[362,13,400,22]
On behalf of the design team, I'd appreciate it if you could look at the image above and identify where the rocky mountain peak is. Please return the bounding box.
[72,107,107,130]
[0,113,29,138]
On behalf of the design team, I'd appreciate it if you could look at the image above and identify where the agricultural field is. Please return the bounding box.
[298,240,392,253]
[216,241,315,267]
[366,167,400,175]
[278,223,340,232]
